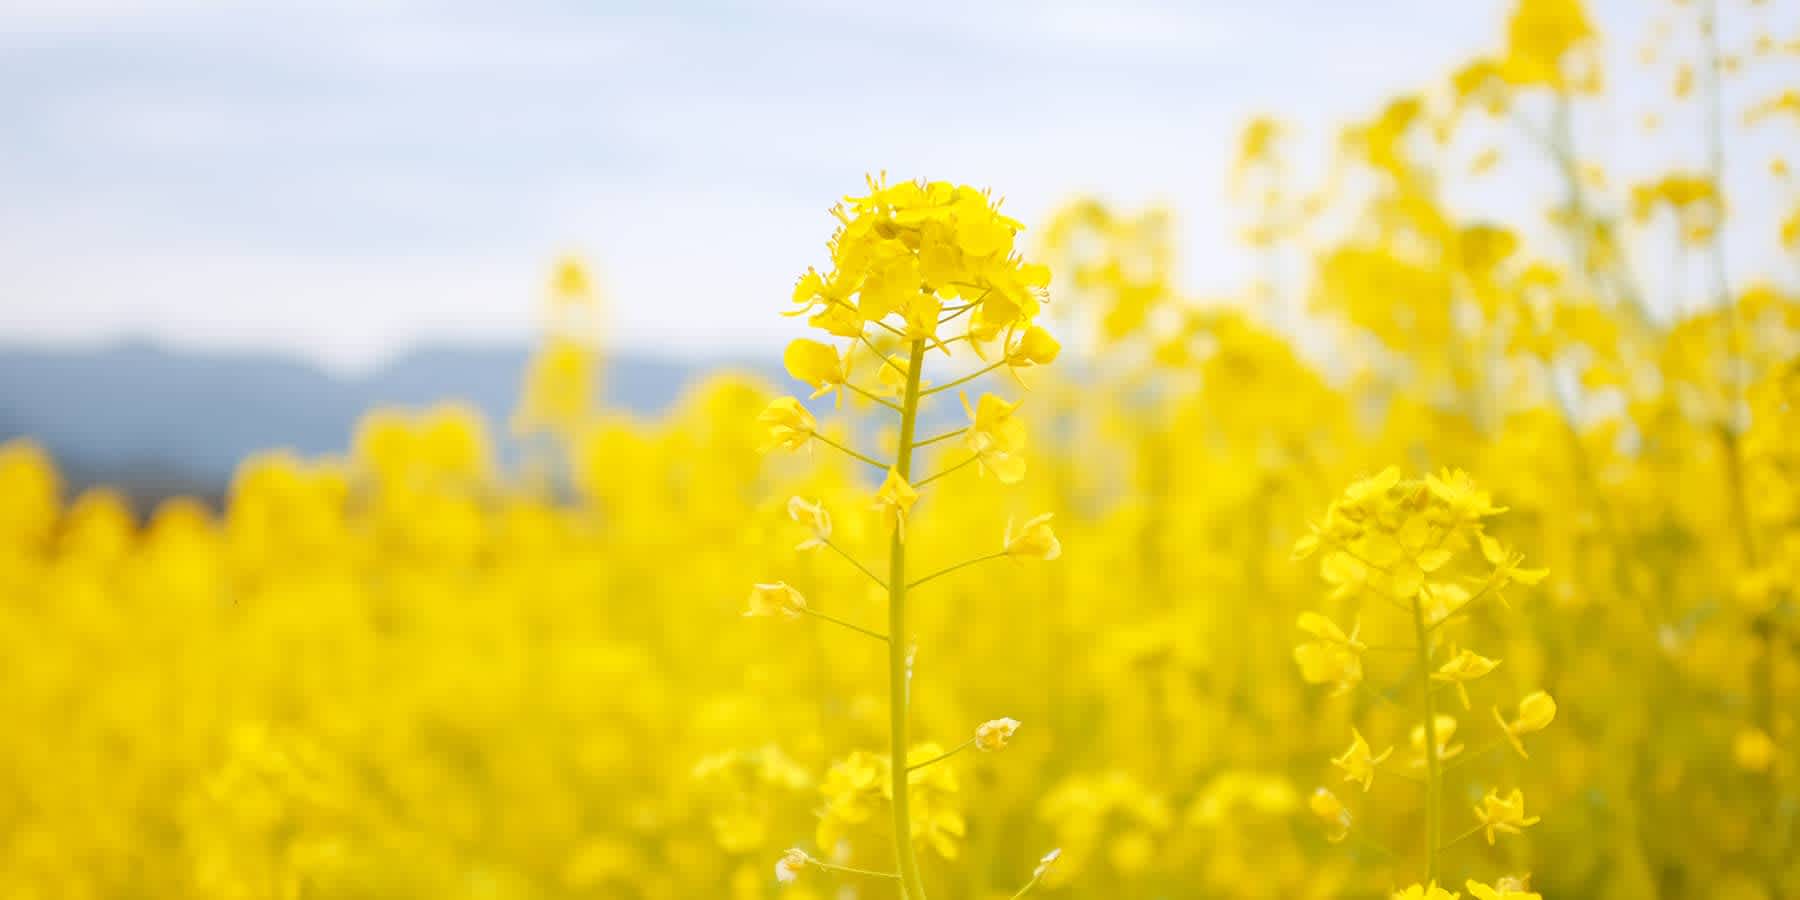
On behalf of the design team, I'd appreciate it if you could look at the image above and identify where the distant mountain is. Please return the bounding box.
[0,340,780,500]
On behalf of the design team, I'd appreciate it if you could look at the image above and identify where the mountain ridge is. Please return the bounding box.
[0,339,782,499]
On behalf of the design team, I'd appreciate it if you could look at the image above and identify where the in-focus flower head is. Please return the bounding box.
[790,175,1052,351]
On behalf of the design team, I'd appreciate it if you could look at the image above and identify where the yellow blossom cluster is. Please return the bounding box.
[2,1,1800,898]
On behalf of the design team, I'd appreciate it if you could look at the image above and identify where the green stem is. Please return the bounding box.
[799,605,889,643]
[813,431,891,472]
[916,455,980,487]
[861,335,910,377]
[1423,581,1496,634]
[1441,739,1506,774]
[824,538,888,590]
[913,427,968,449]
[845,383,904,412]
[1412,595,1441,883]
[1441,823,1486,851]
[921,361,1006,397]
[814,860,901,881]
[909,552,1008,591]
[905,738,974,772]
[1009,875,1046,900]
[889,339,930,900]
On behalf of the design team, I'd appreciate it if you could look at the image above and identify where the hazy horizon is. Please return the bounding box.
[1,0,1702,375]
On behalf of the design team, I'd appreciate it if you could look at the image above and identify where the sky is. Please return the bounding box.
[0,1,1789,373]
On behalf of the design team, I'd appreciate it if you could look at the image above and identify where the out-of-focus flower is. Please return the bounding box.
[744,582,806,618]
[1474,788,1542,844]
[976,718,1022,752]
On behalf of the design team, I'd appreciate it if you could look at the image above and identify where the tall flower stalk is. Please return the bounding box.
[751,175,1065,899]
[1294,468,1556,897]
[887,338,927,897]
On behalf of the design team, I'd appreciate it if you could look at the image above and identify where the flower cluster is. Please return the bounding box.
[749,176,1063,899]
[1296,469,1555,891]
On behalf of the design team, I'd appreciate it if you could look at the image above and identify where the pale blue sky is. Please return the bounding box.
[1,1,1791,372]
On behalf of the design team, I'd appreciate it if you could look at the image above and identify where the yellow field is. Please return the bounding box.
[3,1,1799,898]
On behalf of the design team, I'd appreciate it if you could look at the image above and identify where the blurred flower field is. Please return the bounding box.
[4,1,1800,897]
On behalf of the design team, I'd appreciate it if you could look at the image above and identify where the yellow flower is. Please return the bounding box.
[1331,728,1394,792]
[549,255,593,299]
[1004,513,1061,560]
[1393,883,1461,900]
[962,391,1028,484]
[873,352,920,398]
[1308,786,1352,843]
[1473,788,1542,845]
[975,717,1021,751]
[792,176,1050,346]
[1005,325,1062,368]
[1466,876,1540,900]
[1433,647,1502,709]
[786,496,831,551]
[874,468,919,540]
[1426,467,1506,519]
[1410,714,1464,765]
[1733,727,1776,773]
[783,338,849,401]
[817,751,888,847]
[774,848,811,884]
[1293,612,1365,691]
[743,582,806,618]
[1493,691,1557,758]
[756,397,816,452]
[1500,0,1596,91]
[1479,534,1548,605]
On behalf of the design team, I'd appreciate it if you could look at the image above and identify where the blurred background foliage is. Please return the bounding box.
[3,0,1800,897]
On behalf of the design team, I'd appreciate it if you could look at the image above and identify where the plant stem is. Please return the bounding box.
[916,455,980,487]
[813,432,891,472]
[909,552,1008,591]
[845,383,904,412]
[921,361,1006,397]
[824,539,888,590]
[814,860,901,881]
[889,339,930,900]
[913,427,968,449]
[1441,823,1487,851]
[1412,594,1441,883]
[799,606,889,643]
[906,738,974,772]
